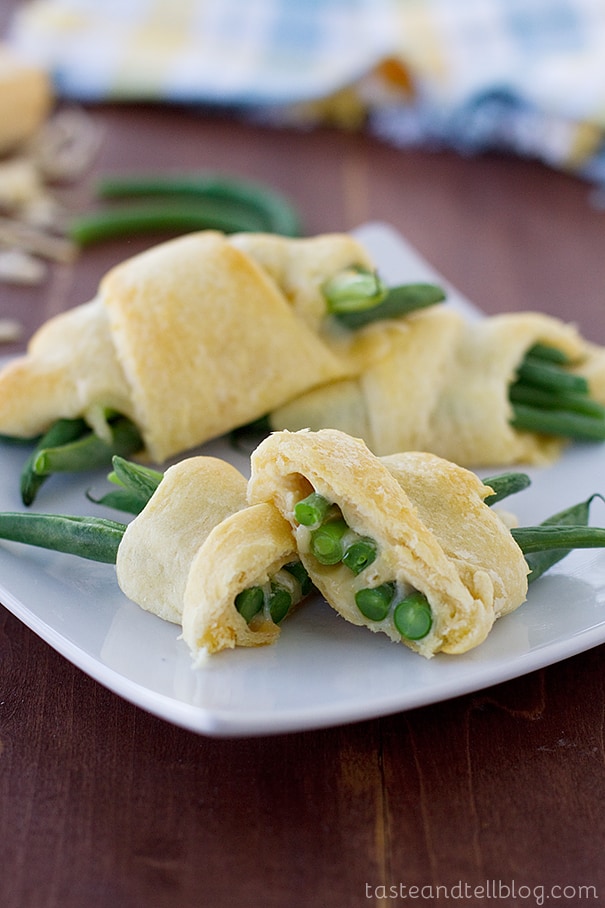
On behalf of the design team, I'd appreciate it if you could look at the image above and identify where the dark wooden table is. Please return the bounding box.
[2,8,605,907]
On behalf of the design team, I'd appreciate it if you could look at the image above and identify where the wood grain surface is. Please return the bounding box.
[1,4,604,906]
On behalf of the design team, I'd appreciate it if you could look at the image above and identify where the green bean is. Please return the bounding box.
[69,173,302,245]
[69,201,266,246]
[234,562,312,627]
[0,512,125,563]
[511,494,605,583]
[88,454,163,514]
[341,537,378,575]
[482,471,532,506]
[234,586,264,622]
[511,524,605,552]
[355,583,394,621]
[0,433,42,446]
[20,417,89,506]
[515,358,588,395]
[86,488,145,516]
[512,493,605,582]
[322,267,388,314]
[508,343,605,442]
[510,404,605,441]
[525,343,572,365]
[108,456,162,504]
[297,492,378,572]
[508,341,605,442]
[509,382,605,418]
[98,174,302,236]
[268,584,292,624]
[33,417,144,476]
[310,519,349,565]
[334,282,446,330]
[294,492,333,527]
[283,560,313,596]
[393,591,433,640]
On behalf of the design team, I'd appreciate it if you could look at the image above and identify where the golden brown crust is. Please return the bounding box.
[247,429,528,657]
[104,231,355,460]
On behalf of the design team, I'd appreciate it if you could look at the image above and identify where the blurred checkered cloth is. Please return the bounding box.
[8,0,605,183]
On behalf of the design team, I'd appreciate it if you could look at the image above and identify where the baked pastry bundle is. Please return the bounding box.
[0,230,381,462]
[269,307,605,466]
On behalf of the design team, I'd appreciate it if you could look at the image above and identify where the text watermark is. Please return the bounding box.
[365,880,599,905]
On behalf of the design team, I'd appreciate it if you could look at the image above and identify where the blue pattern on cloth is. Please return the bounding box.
[7,0,605,183]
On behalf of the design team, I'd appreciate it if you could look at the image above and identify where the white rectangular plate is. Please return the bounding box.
[1,222,604,737]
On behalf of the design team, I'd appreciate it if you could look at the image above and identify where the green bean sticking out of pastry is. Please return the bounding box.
[509,343,605,441]
[32,416,143,476]
[20,415,144,506]
[482,471,532,506]
[294,491,335,526]
[0,512,126,563]
[514,493,605,583]
[88,455,163,514]
[322,266,446,328]
[20,417,89,506]
[322,267,388,313]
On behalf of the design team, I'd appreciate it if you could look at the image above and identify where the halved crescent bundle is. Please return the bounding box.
[269,307,605,466]
[116,455,307,656]
[247,428,529,657]
[0,230,381,462]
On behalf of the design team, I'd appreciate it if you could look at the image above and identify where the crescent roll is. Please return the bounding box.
[115,455,307,656]
[269,308,601,466]
[0,45,53,153]
[0,230,379,462]
[247,429,529,658]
